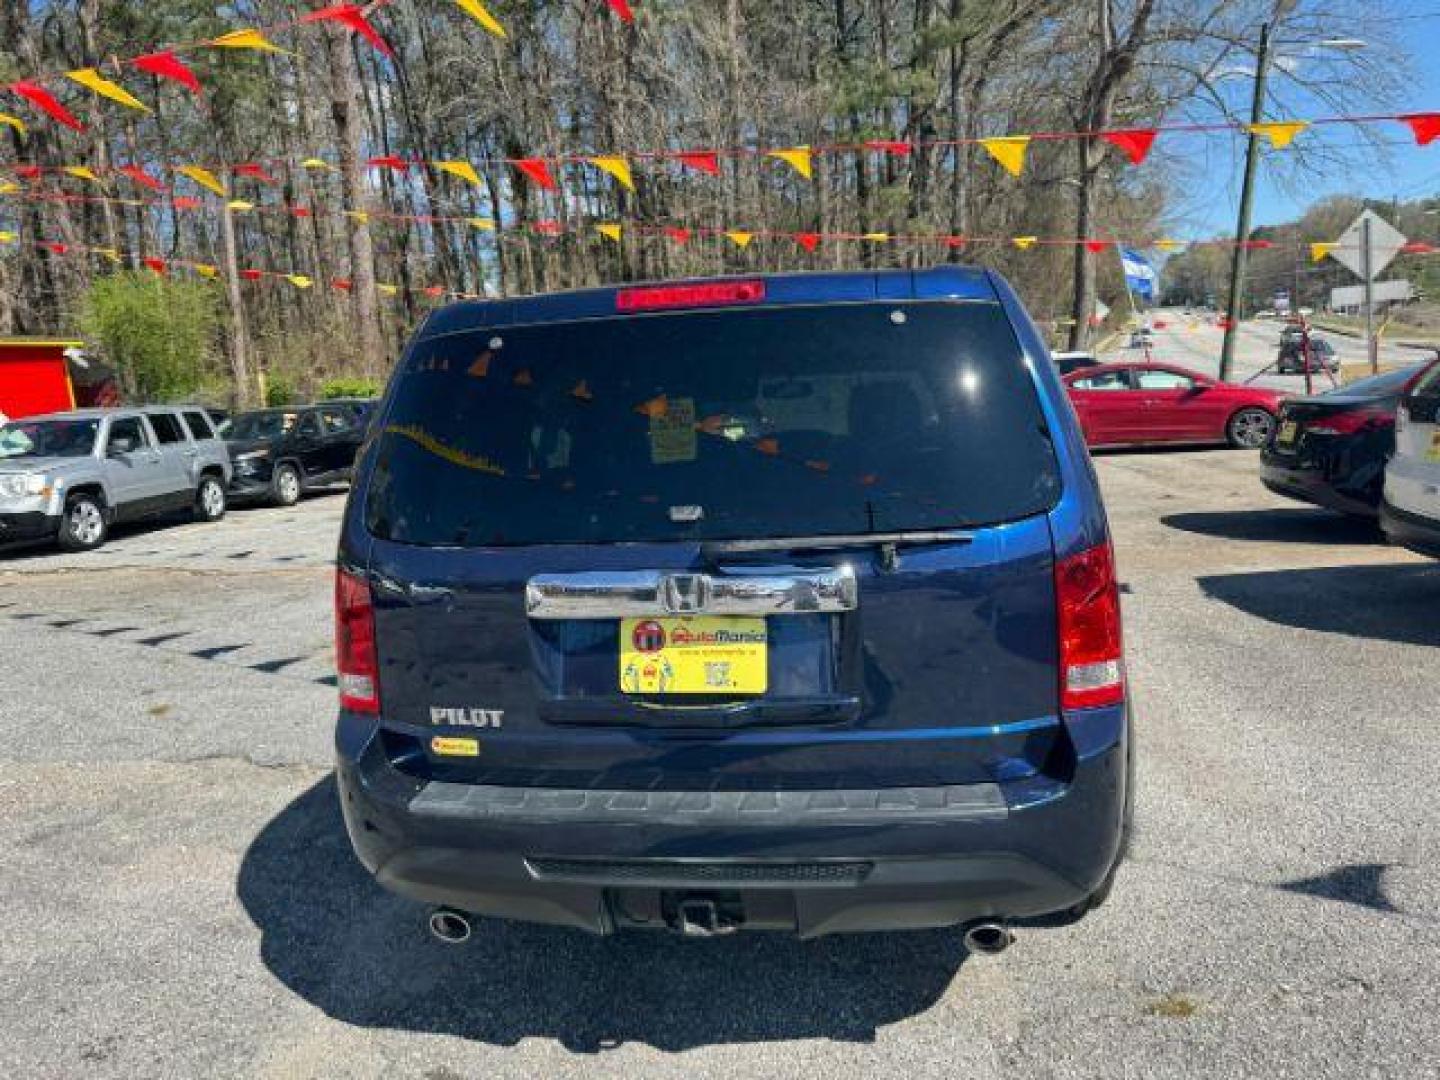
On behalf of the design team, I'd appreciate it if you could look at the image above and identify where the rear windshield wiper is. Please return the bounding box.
[703,529,973,571]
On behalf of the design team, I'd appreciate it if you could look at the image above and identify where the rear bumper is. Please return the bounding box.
[1380,499,1440,558]
[0,511,60,543]
[1259,460,1377,516]
[334,705,1131,936]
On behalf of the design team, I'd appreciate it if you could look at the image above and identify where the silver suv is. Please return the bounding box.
[0,407,232,552]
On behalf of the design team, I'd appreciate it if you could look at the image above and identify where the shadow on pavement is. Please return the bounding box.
[237,777,967,1053]
[1162,508,1381,546]
[1197,563,1440,647]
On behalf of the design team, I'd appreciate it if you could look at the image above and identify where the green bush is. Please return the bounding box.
[264,375,297,407]
[318,376,382,399]
[80,271,218,402]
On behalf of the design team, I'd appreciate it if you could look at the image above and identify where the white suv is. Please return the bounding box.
[0,407,232,552]
[1381,359,1440,558]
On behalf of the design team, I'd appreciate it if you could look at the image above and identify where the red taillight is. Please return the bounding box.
[1306,407,1392,436]
[616,279,765,312]
[1056,541,1124,711]
[335,567,379,713]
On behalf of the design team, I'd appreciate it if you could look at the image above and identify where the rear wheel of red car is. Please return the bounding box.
[1227,407,1275,449]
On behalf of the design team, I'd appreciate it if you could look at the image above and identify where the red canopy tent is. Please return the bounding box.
[0,338,82,420]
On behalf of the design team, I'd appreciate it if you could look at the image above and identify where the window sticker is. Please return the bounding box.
[649,395,696,464]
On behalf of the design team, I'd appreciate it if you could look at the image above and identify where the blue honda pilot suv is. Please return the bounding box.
[334,268,1132,945]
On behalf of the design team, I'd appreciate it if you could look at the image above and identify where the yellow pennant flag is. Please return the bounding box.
[227,199,256,212]
[724,230,754,249]
[0,181,18,194]
[301,158,333,170]
[588,155,636,191]
[0,231,17,243]
[981,136,1030,177]
[437,160,482,186]
[64,165,102,183]
[377,283,399,296]
[466,217,495,231]
[862,232,889,242]
[287,274,313,289]
[0,113,27,136]
[178,165,226,196]
[194,263,219,279]
[209,29,287,53]
[66,68,149,112]
[766,146,813,180]
[346,210,370,224]
[596,223,622,243]
[1011,236,1039,251]
[1248,121,1308,149]
[1154,238,1186,253]
[452,0,507,39]
[1310,242,1337,263]
[93,247,121,264]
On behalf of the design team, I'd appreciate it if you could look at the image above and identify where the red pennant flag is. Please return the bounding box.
[532,219,563,235]
[1400,113,1440,146]
[676,151,720,175]
[290,206,312,218]
[1152,320,1168,330]
[9,81,84,132]
[865,140,912,156]
[1083,240,1108,254]
[172,196,202,211]
[1401,241,1435,254]
[142,256,168,275]
[795,232,821,252]
[663,226,691,244]
[234,163,278,183]
[1217,317,1234,330]
[240,269,263,281]
[44,241,69,255]
[302,5,394,58]
[132,51,201,96]
[606,0,635,22]
[15,165,44,180]
[367,155,409,172]
[1240,239,1273,250]
[1100,128,1157,165]
[331,278,353,291]
[424,285,445,298]
[117,165,166,191]
[945,236,966,249]
[513,158,557,190]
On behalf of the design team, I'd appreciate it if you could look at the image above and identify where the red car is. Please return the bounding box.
[1063,361,1283,449]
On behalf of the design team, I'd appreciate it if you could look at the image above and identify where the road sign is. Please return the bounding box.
[1331,210,1407,281]
[1331,280,1413,309]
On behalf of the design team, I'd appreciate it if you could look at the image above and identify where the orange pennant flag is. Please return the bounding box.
[177,165,226,196]
[452,0,507,38]
[65,68,150,111]
[596,223,623,243]
[766,146,813,179]
[588,155,635,191]
[981,136,1030,177]
[1247,121,1308,149]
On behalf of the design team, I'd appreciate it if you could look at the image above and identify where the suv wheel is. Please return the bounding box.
[58,493,108,552]
[194,475,227,522]
[1227,407,1275,449]
[272,464,301,507]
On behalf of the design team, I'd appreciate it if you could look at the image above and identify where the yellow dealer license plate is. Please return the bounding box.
[620,616,768,695]
[1428,432,1440,462]
[1277,420,1298,446]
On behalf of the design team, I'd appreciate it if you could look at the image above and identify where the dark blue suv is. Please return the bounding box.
[334,268,1132,943]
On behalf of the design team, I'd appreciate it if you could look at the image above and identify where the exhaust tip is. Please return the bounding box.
[962,921,1013,955]
[428,907,473,944]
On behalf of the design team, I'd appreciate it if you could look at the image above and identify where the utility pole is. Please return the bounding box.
[1218,21,1275,382]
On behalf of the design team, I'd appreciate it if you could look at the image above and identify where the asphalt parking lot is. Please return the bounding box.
[2,447,1438,1079]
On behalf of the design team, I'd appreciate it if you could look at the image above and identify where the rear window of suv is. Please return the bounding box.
[367,301,1061,546]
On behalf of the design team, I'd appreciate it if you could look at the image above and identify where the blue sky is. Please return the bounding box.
[1167,1,1440,238]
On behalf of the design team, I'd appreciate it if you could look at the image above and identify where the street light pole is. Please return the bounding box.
[1218,21,1275,383]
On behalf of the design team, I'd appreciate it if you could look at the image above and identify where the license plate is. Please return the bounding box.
[1277,420,1299,446]
[1428,432,1440,462]
[620,616,767,694]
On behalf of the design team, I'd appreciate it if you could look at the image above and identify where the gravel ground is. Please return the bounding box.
[1,333,1437,1078]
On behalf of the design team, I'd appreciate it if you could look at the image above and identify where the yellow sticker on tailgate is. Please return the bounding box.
[1428,432,1440,462]
[430,736,480,757]
[620,616,768,694]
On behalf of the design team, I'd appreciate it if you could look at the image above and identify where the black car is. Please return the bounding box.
[1276,330,1338,374]
[224,405,367,506]
[1261,365,1426,517]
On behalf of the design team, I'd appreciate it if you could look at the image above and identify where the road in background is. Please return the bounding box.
[1104,310,1433,391]
[1,461,1437,1079]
